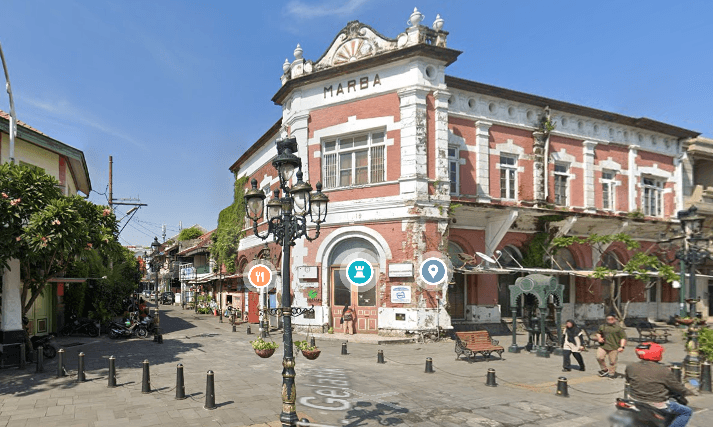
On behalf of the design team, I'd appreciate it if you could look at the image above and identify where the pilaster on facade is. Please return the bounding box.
[285,112,311,182]
[433,90,451,197]
[628,145,639,212]
[583,140,598,211]
[532,131,547,205]
[474,120,492,202]
[397,86,430,197]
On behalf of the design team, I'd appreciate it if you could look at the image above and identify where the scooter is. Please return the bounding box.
[30,334,57,359]
[609,393,688,427]
[59,314,99,337]
[108,313,148,339]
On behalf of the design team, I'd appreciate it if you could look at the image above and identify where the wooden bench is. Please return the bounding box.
[454,331,504,362]
[636,321,671,343]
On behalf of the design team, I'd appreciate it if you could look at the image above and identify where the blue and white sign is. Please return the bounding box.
[346,258,373,287]
[391,286,411,304]
[419,257,447,286]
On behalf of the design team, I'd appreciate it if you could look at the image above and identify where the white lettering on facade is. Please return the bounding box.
[324,74,381,98]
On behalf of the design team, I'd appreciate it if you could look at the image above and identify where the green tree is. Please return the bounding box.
[177,226,203,241]
[0,163,118,343]
[550,232,677,321]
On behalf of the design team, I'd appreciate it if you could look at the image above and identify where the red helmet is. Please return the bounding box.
[635,342,664,362]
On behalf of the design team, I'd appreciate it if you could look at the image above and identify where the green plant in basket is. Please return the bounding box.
[250,337,279,350]
[294,340,317,351]
[699,327,713,362]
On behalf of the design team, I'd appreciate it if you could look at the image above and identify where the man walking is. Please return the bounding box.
[595,313,627,378]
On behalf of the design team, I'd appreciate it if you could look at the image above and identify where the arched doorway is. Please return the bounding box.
[447,242,466,320]
[498,245,524,316]
[600,252,621,314]
[328,238,380,333]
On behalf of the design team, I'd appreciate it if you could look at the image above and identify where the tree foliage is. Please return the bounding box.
[211,175,248,274]
[177,226,203,241]
[0,163,118,316]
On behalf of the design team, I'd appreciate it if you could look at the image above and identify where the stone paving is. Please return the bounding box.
[1,305,711,427]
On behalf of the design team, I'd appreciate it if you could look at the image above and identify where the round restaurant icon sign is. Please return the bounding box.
[248,264,272,289]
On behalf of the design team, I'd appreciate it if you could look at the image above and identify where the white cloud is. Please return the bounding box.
[285,0,372,19]
[23,97,147,151]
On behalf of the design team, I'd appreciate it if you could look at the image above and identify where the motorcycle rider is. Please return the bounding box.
[624,342,693,427]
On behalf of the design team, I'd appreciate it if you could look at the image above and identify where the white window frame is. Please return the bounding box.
[448,146,459,195]
[499,154,517,200]
[642,176,663,217]
[601,170,616,211]
[321,130,386,189]
[554,162,570,206]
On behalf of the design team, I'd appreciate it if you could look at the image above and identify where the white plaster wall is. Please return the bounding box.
[377,307,452,331]
[291,305,329,327]
[472,305,501,323]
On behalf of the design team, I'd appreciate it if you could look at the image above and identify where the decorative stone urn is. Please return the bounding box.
[408,7,424,27]
[432,14,444,31]
[282,59,290,74]
[293,44,303,60]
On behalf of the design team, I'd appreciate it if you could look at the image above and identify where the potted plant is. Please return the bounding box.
[675,316,696,326]
[251,337,279,358]
[327,326,334,334]
[295,340,321,360]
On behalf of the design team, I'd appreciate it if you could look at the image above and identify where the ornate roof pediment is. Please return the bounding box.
[313,21,398,70]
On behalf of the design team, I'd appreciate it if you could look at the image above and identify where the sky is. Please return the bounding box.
[1,0,712,247]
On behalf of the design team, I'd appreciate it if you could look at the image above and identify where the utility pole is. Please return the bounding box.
[0,41,17,165]
[108,156,113,211]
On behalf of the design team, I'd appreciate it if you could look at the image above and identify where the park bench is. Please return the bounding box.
[636,321,671,343]
[454,331,504,362]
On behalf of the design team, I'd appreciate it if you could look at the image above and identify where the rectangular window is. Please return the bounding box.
[642,177,663,217]
[499,154,516,200]
[448,147,458,194]
[602,171,616,211]
[322,131,386,189]
[554,163,569,206]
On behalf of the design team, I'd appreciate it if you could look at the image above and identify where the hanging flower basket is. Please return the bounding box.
[255,348,276,358]
[676,318,696,326]
[301,349,321,360]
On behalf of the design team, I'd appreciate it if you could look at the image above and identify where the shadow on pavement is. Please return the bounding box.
[0,338,203,397]
[343,401,408,426]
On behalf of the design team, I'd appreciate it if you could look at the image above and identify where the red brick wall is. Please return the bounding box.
[449,117,477,196]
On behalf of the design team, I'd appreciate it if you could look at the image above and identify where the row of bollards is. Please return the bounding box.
[36,346,44,373]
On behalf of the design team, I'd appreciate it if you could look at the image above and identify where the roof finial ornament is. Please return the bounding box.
[282,58,290,73]
[294,44,303,60]
[433,14,444,31]
[407,7,424,27]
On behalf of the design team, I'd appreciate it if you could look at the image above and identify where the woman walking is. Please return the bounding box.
[562,319,585,372]
[342,304,355,335]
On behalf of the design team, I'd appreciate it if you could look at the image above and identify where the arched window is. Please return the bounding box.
[500,245,523,267]
[448,241,465,269]
[498,245,523,315]
[553,248,576,303]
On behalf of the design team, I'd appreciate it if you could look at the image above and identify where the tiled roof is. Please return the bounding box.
[177,230,215,256]
[0,109,49,136]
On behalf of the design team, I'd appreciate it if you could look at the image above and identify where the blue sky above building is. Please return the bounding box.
[1,0,711,246]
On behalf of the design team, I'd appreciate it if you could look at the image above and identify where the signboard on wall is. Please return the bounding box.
[388,263,413,278]
[296,266,318,279]
[390,286,411,304]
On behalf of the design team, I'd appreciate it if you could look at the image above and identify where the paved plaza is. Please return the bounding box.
[1,305,711,427]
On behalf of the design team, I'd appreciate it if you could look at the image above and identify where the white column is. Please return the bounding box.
[628,145,639,212]
[397,87,430,197]
[433,90,451,195]
[475,120,492,202]
[675,150,692,211]
[583,140,597,211]
[1,259,23,334]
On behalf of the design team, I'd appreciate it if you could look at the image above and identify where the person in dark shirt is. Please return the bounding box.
[625,342,693,427]
[595,313,627,378]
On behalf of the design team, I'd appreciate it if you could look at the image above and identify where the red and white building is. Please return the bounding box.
[229,9,703,335]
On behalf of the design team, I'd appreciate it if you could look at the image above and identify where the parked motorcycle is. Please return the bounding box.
[108,312,148,339]
[609,393,688,427]
[59,314,99,337]
[30,334,57,359]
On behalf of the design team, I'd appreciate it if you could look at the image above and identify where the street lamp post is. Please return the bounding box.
[676,205,709,379]
[244,137,328,427]
[150,237,163,344]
